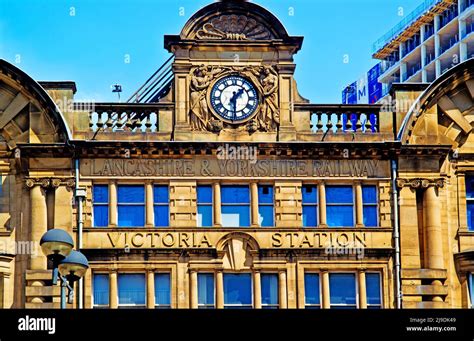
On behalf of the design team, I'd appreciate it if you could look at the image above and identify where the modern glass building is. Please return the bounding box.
[0,0,474,309]
[343,0,474,104]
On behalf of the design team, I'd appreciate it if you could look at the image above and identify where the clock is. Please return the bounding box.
[208,75,259,123]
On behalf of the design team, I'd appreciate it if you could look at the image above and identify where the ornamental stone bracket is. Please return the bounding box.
[24,177,75,190]
[396,178,445,189]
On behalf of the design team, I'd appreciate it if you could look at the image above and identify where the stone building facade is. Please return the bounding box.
[0,1,473,309]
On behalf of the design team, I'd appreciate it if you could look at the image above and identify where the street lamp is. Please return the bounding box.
[40,229,89,309]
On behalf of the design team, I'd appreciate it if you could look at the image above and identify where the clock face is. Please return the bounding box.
[209,75,259,122]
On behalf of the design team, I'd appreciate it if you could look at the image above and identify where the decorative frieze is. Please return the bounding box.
[396,178,444,189]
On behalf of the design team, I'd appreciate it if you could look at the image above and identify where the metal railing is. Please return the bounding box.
[462,0,474,11]
[372,0,443,53]
[424,24,435,40]
[462,20,474,38]
[439,34,459,54]
[439,4,458,28]
[295,104,382,134]
[74,102,174,136]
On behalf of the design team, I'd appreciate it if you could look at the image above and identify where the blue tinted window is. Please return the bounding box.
[258,185,274,227]
[221,186,250,204]
[261,274,278,308]
[93,185,108,203]
[224,273,252,307]
[197,185,212,203]
[118,274,146,306]
[154,185,169,227]
[467,176,474,231]
[304,273,320,306]
[198,186,212,227]
[366,273,382,307]
[155,273,171,307]
[118,185,145,227]
[258,186,273,204]
[93,274,109,307]
[363,185,377,227]
[221,186,250,227]
[198,273,214,308]
[154,185,169,203]
[326,186,353,204]
[327,186,354,227]
[329,273,356,308]
[93,185,108,227]
[302,185,318,227]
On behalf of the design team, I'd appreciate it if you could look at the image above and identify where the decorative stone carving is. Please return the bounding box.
[396,178,445,189]
[24,178,75,190]
[196,15,273,40]
[217,232,259,271]
[189,64,279,132]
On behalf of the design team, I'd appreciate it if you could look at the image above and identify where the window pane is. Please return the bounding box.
[366,273,382,305]
[304,273,320,305]
[261,274,278,306]
[198,273,214,306]
[118,205,145,227]
[222,206,250,227]
[329,273,356,306]
[259,205,274,227]
[466,176,474,199]
[155,273,171,306]
[224,273,252,306]
[118,185,145,203]
[327,205,354,227]
[197,185,212,203]
[93,206,108,227]
[153,185,168,203]
[303,206,317,227]
[93,185,108,203]
[362,185,377,203]
[154,205,169,227]
[363,206,377,227]
[302,185,317,203]
[468,203,474,231]
[198,205,213,227]
[221,186,250,204]
[258,186,273,204]
[93,274,109,306]
[326,186,353,204]
[118,274,145,305]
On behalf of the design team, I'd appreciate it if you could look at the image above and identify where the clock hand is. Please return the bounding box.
[229,88,245,120]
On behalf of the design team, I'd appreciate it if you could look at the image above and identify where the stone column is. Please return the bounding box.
[355,182,364,227]
[145,181,154,227]
[318,182,327,227]
[146,270,155,309]
[109,271,118,309]
[279,271,287,309]
[29,183,48,270]
[109,181,117,227]
[253,270,261,309]
[250,182,259,227]
[216,270,224,309]
[358,269,367,309]
[213,182,222,227]
[321,270,330,309]
[399,186,421,268]
[190,270,198,309]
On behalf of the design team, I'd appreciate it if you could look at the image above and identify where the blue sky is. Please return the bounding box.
[0,0,420,103]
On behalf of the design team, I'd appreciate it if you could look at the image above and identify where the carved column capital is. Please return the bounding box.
[396,178,445,189]
[24,177,76,190]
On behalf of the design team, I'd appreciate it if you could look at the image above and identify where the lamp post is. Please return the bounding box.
[40,229,89,309]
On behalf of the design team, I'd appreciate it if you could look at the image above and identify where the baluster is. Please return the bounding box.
[145,111,152,133]
[135,111,144,132]
[96,111,104,131]
[365,113,372,133]
[345,113,353,132]
[116,111,124,131]
[154,111,159,132]
[335,112,343,132]
[106,109,114,131]
[316,112,323,132]
[125,110,133,131]
[89,112,95,132]
[355,112,362,132]
[326,112,333,132]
